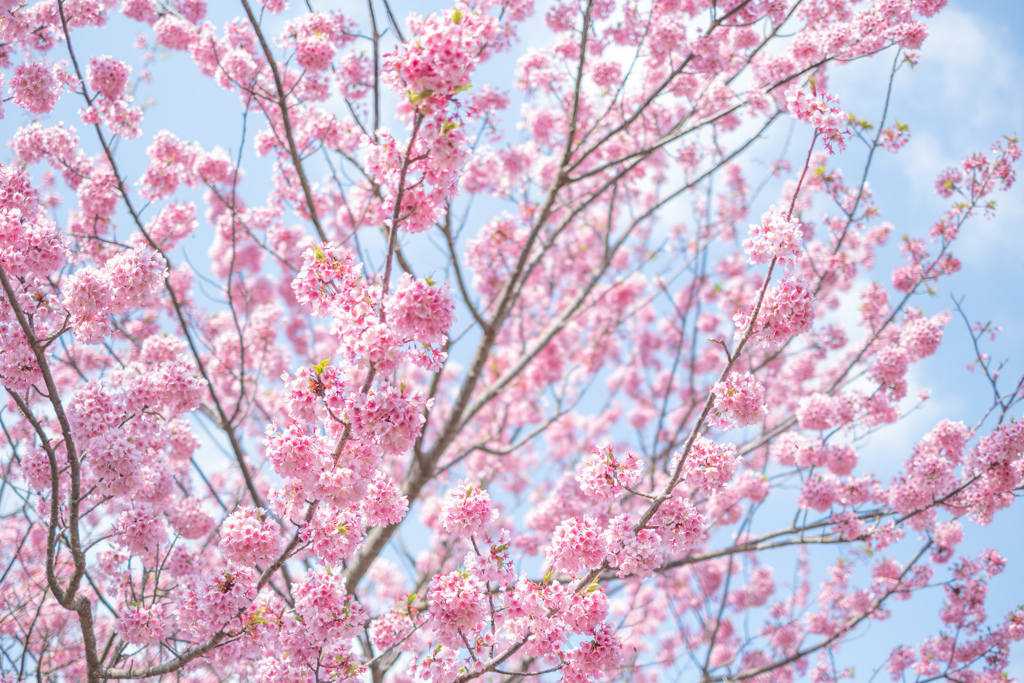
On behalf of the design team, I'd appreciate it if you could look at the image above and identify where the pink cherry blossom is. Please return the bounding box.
[361,472,409,526]
[219,507,281,565]
[428,570,489,648]
[736,277,816,349]
[87,55,130,99]
[744,206,804,267]
[9,60,62,114]
[577,445,643,501]
[710,371,767,429]
[385,272,457,345]
[0,2,1020,681]
[786,84,848,154]
[546,515,607,575]
[682,436,740,495]
[438,479,497,538]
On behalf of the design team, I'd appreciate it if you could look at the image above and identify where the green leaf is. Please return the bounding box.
[408,89,435,105]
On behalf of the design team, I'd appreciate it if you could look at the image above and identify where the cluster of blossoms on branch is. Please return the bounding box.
[0,0,1022,682]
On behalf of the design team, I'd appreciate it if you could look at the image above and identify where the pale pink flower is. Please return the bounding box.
[743,206,804,266]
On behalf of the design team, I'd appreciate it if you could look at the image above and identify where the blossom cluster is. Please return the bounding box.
[743,206,804,267]
[710,371,767,429]
[0,0,1021,682]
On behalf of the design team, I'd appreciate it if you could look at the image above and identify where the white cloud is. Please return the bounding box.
[914,7,1024,131]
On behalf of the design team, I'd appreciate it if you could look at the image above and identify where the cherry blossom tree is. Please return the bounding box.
[0,0,1021,682]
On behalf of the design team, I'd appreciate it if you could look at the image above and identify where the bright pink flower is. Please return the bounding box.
[385,272,456,345]
[291,242,363,316]
[590,60,622,88]
[362,472,409,526]
[547,515,607,575]
[682,436,739,495]
[176,566,257,639]
[887,646,916,680]
[797,393,838,431]
[299,505,365,564]
[654,497,706,552]
[563,623,623,682]
[934,167,962,197]
[193,147,234,185]
[264,422,330,486]
[870,345,909,386]
[798,473,841,512]
[62,266,113,320]
[931,520,963,563]
[370,609,420,651]
[146,201,197,249]
[831,511,865,541]
[352,385,426,456]
[87,55,130,99]
[743,206,804,267]
[291,569,367,639]
[169,497,216,540]
[438,480,497,538]
[104,247,168,312]
[736,278,815,349]
[577,445,643,501]
[10,60,61,114]
[900,313,947,361]
[219,507,281,565]
[113,508,168,557]
[465,529,516,586]
[428,570,489,648]
[710,371,767,429]
[115,604,170,645]
[282,11,354,73]
[0,2,1020,679]
[822,443,857,476]
[382,6,498,103]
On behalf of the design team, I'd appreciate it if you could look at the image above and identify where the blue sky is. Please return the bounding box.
[805,1,1024,676]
